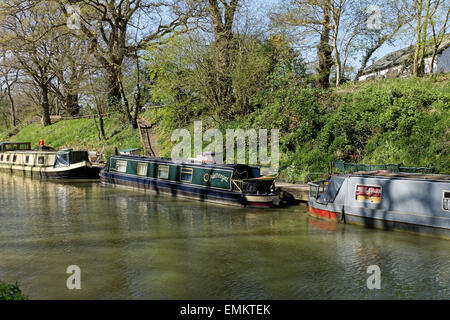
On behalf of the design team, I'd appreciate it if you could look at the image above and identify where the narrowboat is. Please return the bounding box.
[0,141,100,179]
[99,153,282,207]
[308,171,450,237]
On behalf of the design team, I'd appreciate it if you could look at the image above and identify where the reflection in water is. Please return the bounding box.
[0,174,449,299]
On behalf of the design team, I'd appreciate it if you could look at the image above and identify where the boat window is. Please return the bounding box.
[356,185,381,203]
[180,168,193,183]
[0,155,3,161]
[38,156,45,164]
[72,151,88,164]
[115,160,128,173]
[13,155,17,163]
[137,163,148,176]
[443,192,450,212]
[25,156,30,163]
[6,155,10,162]
[158,165,170,179]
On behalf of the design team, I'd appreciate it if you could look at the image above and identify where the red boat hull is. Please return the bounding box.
[309,206,339,221]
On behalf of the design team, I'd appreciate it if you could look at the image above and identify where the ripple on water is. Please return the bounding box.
[0,174,449,299]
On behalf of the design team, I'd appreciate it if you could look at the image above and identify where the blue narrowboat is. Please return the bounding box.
[100,154,282,207]
[308,171,450,237]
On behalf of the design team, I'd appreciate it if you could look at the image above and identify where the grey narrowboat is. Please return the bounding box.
[308,171,450,237]
[99,154,282,207]
[0,141,100,179]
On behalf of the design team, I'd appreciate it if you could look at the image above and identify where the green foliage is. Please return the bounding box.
[0,281,28,300]
[147,65,449,179]
[273,76,450,176]
[4,44,447,181]
[145,33,305,124]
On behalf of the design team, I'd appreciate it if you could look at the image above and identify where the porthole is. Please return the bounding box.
[203,173,210,182]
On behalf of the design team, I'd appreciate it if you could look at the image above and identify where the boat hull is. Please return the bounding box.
[100,170,279,207]
[0,161,101,179]
[308,174,450,238]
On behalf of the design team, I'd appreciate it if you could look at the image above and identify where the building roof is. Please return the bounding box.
[363,34,450,74]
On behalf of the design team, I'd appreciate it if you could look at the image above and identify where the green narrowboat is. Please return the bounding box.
[100,154,282,207]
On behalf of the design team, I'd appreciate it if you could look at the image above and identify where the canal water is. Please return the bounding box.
[0,174,449,299]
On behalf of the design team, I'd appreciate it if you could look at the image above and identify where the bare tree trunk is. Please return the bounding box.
[317,3,333,88]
[5,79,16,128]
[107,65,123,112]
[428,3,448,75]
[333,36,342,86]
[418,0,432,75]
[118,75,133,126]
[331,2,342,87]
[98,112,106,140]
[413,0,424,76]
[354,21,406,81]
[2,51,17,128]
[132,52,141,130]
[40,84,51,126]
[65,93,80,116]
[208,0,239,115]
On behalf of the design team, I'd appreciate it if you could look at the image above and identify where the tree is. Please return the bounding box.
[49,36,94,116]
[0,1,63,126]
[274,0,334,88]
[206,0,240,115]
[354,0,412,81]
[56,0,200,128]
[0,49,19,127]
[428,0,449,75]
[411,0,448,76]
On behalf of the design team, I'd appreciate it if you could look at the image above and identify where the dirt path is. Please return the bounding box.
[137,118,160,157]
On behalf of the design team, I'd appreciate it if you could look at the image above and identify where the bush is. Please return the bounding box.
[149,74,450,175]
[0,281,28,300]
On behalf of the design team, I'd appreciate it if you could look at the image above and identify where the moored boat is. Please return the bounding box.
[0,141,100,179]
[308,171,450,237]
[99,153,282,207]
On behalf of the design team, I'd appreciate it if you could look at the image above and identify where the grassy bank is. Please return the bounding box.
[0,114,141,160]
[1,76,448,180]
[142,75,450,180]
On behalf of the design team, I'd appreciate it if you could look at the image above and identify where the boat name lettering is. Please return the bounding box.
[211,172,229,183]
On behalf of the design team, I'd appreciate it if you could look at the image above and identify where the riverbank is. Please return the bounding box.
[141,75,450,181]
[0,113,142,161]
[1,76,449,180]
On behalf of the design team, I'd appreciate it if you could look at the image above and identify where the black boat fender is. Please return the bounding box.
[340,206,346,224]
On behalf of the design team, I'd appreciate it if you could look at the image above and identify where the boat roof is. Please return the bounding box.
[120,148,140,152]
[351,171,450,181]
[111,154,261,171]
[1,150,57,154]
[0,141,30,145]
